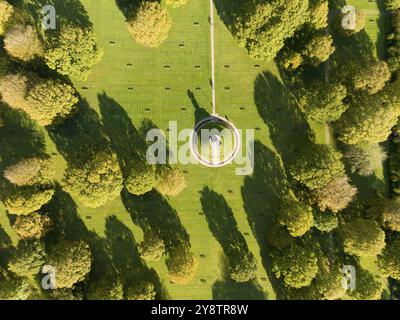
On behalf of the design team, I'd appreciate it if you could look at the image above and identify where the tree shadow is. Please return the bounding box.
[254,71,313,168]
[47,99,110,166]
[121,189,191,255]
[187,89,210,126]
[26,0,92,30]
[241,141,291,299]
[0,224,12,268]
[98,92,148,179]
[200,187,255,269]
[104,215,162,297]
[115,0,141,19]
[212,279,267,300]
[376,0,389,60]
[214,0,244,32]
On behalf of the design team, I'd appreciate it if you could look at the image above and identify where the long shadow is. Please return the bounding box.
[121,189,190,254]
[99,93,148,178]
[0,224,12,268]
[376,0,389,60]
[212,279,267,300]
[105,215,162,297]
[214,0,246,32]
[241,141,291,299]
[48,99,110,166]
[200,187,255,270]
[187,89,210,125]
[254,71,313,168]
[26,0,92,29]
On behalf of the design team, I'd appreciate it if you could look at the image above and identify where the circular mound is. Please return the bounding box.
[190,114,241,168]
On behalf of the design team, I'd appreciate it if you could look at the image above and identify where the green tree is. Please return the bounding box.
[8,240,45,277]
[44,25,103,80]
[4,24,43,62]
[11,212,51,239]
[0,73,29,110]
[336,89,400,144]
[166,247,199,285]
[345,144,388,176]
[24,78,79,126]
[86,273,123,300]
[299,82,348,123]
[156,167,187,196]
[229,0,309,61]
[0,275,31,300]
[125,163,158,196]
[266,225,295,250]
[308,0,328,29]
[313,210,338,232]
[281,50,304,71]
[302,34,335,67]
[352,61,391,95]
[289,144,345,190]
[46,240,92,289]
[382,199,400,232]
[315,258,346,300]
[272,244,319,288]
[386,0,400,11]
[339,218,386,257]
[139,233,165,262]
[348,267,383,300]
[377,239,400,280]
[4,156,55,186]
[126,281,156,300]
[63,150,123,208]
[0,0,14,36]
[3,185,55,215]
[229,250,257,282]
[277,196,313,237]
[315,175,357,213]
[127,2,171,48]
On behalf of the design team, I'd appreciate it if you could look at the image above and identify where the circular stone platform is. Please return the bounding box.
[189,114,241,168]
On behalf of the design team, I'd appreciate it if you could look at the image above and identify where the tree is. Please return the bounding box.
[0,73,78,126]
[125,163,158,196]
[272,244,319,288]
[266,225,295,250]
[352,61,391,95]
[382,199,400,232]
[277,196,313,237]
[308,0,328,29]
[345,144,387,176]
[166,247,199,285]
[24,78,79,126]
[0,0,13,36]
[289,144,345,190]
[127,2,171,48]
[46,240,92,289]
[315,175,357,213]
[229,250,257,282]
[126,281,156,300]
[63,150,123,208]
[4,156,55,186]
[44,25,103,80]
[8,240,45,277]
[165,0,188,8]
[156,167,187,196]
[4,24,43,62]
[86,273,123,300]
[281,50,304,71]
[302,34,335,67]
[11,212,51,239]
[315,258,346,300]
[3,185,55,215]
[0,275,31,300]
[228,0,309,61]
[336,89,400,145]
[348,267,383,300]
[298,82,348,123]
[313,210,338,232]
[339,218,386,257]
[139,233,165,262]
[0,73,29,110]
[377,239,400,280]
[386,0,400,11]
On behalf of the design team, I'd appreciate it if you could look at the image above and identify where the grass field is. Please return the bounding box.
[0,0,389,300]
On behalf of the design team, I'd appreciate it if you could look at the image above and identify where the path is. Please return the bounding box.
[210,0,216,115]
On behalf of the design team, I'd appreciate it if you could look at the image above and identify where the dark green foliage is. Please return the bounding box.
[313,210,338,232]
[378,239,400,280]
[8,240,45,277]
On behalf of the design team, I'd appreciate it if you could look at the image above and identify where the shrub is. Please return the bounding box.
[166,248,199,285]
[125,163,158,196]
[139,233,165,262]
[156,167,187,196]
